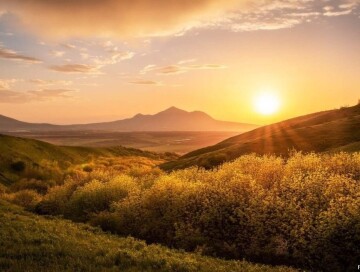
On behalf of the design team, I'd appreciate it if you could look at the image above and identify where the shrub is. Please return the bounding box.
[65,175,139,221]
[10,179,53,195]
[4,190,42,209]
[34,152,360,271]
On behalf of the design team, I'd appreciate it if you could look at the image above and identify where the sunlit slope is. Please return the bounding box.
[162,104,360,170]
[0,200,295,272]
[0,134,173,185]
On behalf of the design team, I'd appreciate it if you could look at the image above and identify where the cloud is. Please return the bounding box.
[0,88,75,103]
[224,0,359,32]
[29,79,73,86]
[142,65,184,75]
[93,51,135,65]
[324,9,353,17]
[0,32,13,36]
[0,0,241,38]
[49,49,134,74]
[50,50,65,57]
[178,59,197,65]
[60,43,77,50]
[128,79,161,85]
[0,46,41,63]
[141,63,227,75]
[187,64,227,69]
[231,18,302,32]
[49,64,101,74]
[0,0,359,39]
[0,79,18,90]
[28,89,74,100]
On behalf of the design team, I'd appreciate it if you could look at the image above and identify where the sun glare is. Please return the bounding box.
[254,92,280,115]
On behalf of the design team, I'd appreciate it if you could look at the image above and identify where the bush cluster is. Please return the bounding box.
[6,152,360,271]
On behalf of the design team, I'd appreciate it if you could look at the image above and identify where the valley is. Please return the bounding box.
[4,130,239,155]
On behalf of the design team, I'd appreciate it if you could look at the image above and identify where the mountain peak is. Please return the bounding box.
[160,107,188,114]
[134,113,145,118]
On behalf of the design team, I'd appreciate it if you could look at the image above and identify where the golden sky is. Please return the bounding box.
[0,0,359,125]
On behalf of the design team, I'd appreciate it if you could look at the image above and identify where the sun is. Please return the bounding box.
[254,92,280,115]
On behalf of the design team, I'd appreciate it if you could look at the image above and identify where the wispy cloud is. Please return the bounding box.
[0,32,13,36]
[50,50,66,57]
[93,51,135,65]
[28,89,74,100]
[60,43,77,50]
[0,46,41,63]
[128,79,162,85]
[141,65,185,75]
[0,88,75,103]
[49,64,101,74]
[141,63,226,75]
[227,0,360,32]
[0,78,19,90]
[324,9,353,17]
[29,79,73,86]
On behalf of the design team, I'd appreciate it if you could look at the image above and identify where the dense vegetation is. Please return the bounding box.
[162,104,360,170]
[0,200,294,272]
[2,152,359,271]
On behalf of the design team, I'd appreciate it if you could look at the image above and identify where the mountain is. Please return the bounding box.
[161,104,360,170]
[0,107,258,132]
[0,114,60,132]
[69,107,257,132]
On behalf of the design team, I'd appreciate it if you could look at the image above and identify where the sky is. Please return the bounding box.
[0,0,359,125]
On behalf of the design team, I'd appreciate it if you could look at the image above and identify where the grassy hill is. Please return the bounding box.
[0,200,295,272]
[162,104,360,170]
[0,134,176,185]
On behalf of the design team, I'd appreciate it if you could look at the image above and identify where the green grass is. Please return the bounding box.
[162,104,360,170]
[0,134,173,163]
[0,134,177,185]
[0,200,295,272]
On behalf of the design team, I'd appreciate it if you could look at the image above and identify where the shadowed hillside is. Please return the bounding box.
[162,104,360,170]
[0,200,294,272]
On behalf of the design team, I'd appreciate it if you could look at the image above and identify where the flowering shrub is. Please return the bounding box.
[30,152,360,271]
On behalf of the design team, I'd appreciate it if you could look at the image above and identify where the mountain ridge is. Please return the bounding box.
[0,107,258,132]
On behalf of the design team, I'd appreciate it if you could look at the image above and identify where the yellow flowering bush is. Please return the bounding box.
[31,152,360,271]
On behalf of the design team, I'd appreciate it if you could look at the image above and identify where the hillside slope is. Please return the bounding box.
[0,200,295,272]
[162,104,360,170]
[0,107,258,132]
[0,134,175,185]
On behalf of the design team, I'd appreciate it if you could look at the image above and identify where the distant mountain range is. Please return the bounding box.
[162,104,360,170]
[0,107,258,132]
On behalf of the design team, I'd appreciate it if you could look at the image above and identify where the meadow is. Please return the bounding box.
[2,151,359,271]
[0,200,294,272]
[5,131,239,155]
